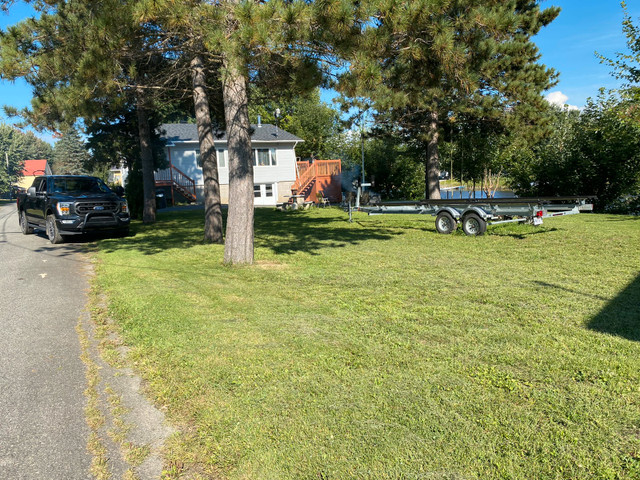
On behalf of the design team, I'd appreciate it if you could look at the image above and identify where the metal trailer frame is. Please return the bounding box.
[348,196,594,236]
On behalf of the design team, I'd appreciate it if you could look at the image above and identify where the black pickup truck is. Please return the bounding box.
[16,175,130,244]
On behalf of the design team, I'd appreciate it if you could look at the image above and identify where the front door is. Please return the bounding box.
[253,183,277,206]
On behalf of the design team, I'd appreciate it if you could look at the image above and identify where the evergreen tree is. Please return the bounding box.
[0,0,171,223]
[144,0,362,264]
[52,127,89,175]
[339,0,559,199]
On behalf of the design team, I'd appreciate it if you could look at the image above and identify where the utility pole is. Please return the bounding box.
[360,112,365,185]
[5,152,10,199]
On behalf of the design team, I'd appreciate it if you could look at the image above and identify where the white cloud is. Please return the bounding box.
[545,91,580,111]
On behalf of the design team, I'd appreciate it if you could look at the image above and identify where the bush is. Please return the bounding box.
[604,192,640,215]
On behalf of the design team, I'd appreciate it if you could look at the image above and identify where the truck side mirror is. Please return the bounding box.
[27,187,36,197]
[113,186,125,197]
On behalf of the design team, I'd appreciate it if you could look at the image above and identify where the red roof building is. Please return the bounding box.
[16,159,53,189]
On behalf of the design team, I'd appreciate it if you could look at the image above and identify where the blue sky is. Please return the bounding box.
[1,0,639,142]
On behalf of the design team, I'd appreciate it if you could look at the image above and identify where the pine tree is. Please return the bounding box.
[339,0,559,199]
[143,0,363,263]
[52,127,89,175]
[0,0,168,223]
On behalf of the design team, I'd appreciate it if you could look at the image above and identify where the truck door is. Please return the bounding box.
[26,177,47,224]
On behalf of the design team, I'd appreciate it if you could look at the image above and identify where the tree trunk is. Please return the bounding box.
[426,111,441,200]
[222,57,254,265]
[191,54,223,244]
[135,86,156,224]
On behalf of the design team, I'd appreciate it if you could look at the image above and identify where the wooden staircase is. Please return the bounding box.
[155,165,197,204]
[291,160,342,203]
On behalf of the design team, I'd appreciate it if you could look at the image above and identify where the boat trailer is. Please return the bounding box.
[348,196,594,236]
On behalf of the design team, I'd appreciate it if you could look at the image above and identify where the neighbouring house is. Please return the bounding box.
[157,122,341,206]
[16,159,53,189]
[108,163,129,187]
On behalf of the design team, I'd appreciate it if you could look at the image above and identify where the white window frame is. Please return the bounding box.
[252,148,277,167]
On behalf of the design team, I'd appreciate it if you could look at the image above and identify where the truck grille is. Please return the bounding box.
[75,201,118,214]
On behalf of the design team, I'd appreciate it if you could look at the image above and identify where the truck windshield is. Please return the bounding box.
[52,177,111,194]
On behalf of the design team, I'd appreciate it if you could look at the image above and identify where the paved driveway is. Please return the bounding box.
[0,202,92,479]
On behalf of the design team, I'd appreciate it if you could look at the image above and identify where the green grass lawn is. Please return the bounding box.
[93,207,640,479]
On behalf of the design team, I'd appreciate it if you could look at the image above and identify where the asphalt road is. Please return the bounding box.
[0,202,93,479]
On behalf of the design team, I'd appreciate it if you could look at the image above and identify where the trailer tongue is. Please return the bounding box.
[350,196,594,236]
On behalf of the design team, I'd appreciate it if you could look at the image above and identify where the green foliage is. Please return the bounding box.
[52,126,89,175]
[509,96,640,210]
[0,123,53,194]
[249,89,341,160]
[339,0,560,195]
[85,103,168,220]
[124,164,144,220]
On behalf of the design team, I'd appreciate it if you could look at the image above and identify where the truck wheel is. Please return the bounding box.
[46,214,65,244]
[435,211,457,234]
[20,210,34,235]
[462,213,487,236]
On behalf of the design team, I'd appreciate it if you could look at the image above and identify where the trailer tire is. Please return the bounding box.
[435,211,457,234]
[462,213,486,236]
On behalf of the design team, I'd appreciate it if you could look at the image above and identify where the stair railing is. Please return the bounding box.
[292,162,316,194]
[171,165,196,200]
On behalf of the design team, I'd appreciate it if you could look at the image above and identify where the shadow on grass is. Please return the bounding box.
[587,274,640,342]
[533,280,610,302]
[581,215,640,223]
[490,227,559,239]
[96,208,403,256]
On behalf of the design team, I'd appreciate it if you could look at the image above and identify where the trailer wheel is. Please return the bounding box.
[435,211,457,234]
[462,213,486,236]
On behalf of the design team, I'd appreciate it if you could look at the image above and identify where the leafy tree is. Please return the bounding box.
[598,1,640,125]
[509,96,640,210]
[0,123,53,194]
[144,0,362,264]
[85,103,168,218]
[339,0,559,199]
[249,88,342,160]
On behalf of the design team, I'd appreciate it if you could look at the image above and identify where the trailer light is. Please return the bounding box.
[57,202,72,216]
[536,210,544,217]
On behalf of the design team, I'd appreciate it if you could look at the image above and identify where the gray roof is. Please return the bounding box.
[159,123,303,144]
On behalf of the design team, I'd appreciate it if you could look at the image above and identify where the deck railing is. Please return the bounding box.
[155,165,196,201]
[292,160,341,195]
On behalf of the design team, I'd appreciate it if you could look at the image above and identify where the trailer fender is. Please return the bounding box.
[462,206,491,220]
[434,206,461,220]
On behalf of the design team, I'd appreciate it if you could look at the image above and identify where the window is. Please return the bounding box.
[197,148,227,168]
[254,184,275,199]
[252,148,277,166]
[217,149,226,168]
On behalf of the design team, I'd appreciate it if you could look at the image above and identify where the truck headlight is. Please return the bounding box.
[120,201,129,213]
[57,202,72,216]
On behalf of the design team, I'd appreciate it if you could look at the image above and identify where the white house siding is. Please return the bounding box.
[166,140,298,205]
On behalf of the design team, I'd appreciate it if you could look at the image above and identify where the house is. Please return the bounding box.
[158,122,304,206]
[108,163,128,187]
[16,159,53,189]
[157,122,342,206]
